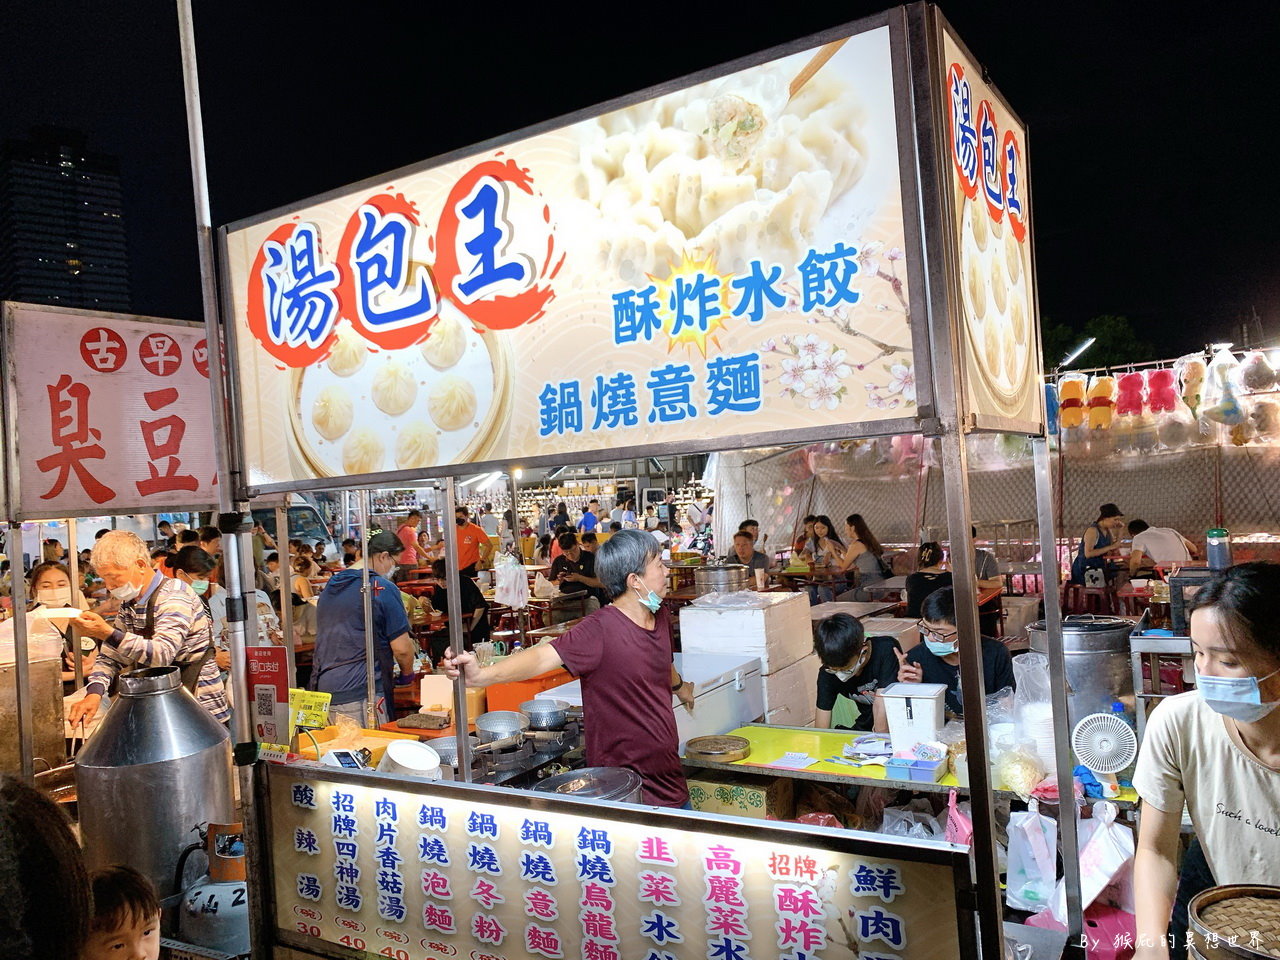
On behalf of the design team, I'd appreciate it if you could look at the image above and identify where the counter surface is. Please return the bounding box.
[682,723,1139,804]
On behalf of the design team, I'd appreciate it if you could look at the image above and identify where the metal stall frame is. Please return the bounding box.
[201,5,1072,957]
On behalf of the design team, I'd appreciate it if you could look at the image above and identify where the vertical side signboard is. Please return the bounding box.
[936,21,1044,433]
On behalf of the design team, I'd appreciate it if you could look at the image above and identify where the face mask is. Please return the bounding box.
[36,588,72,607]
[189,579,210,595]
[632,585,662,614]
[456,518,466,527]
[926,639,959,657]
[110,581,141,602]
[830,668,857,682]
[1195,668,1280,723]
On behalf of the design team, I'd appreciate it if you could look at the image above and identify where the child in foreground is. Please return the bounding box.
[82,866,160,960]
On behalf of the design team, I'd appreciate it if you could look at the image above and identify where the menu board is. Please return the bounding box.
[269,767,970,960]
[223,21,920,493]
[940,29,1044,430]
[1,302,217,519]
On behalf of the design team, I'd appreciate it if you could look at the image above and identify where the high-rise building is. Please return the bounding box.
[0,126,130,311]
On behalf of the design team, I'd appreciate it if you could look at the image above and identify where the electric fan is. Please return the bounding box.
[1071,713,1138,799]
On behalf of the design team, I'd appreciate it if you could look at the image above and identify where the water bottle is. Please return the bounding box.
[511,639,523,654]
[1206,528,1232,571]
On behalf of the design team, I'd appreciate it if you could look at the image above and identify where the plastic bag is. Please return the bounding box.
[944,789,973,845]
[1047,801,1135,923]
[1013,653,1052,714]
[691,590,770,608]
[1006,799,1058,912]
[493,554,530,609]
[880,799,944,841]
[995,746,1045,800]
[532,573,561,599]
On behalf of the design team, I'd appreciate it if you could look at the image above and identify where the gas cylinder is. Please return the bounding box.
[175,821,250,956]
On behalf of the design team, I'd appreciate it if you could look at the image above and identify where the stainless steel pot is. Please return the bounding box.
[431,734,478,768]
[693,563,749,597]
[533,766,644,803]
[75,666,233,901]
[475,710,530,743]
[1027,615,1136,722]
[520,699,569,730]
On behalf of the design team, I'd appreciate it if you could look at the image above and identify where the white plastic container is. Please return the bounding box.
[880,682,948,753]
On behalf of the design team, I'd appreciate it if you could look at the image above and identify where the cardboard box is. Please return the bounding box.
[685,770,794,820]
[680,591,811,674]
[761,653,820,727]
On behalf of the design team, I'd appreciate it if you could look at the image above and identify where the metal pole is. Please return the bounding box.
[275,502,296,687]
[358,490,378,729]
[508,472,521,560]
[937,432,1003,952]
[176,0,233,515]
[219,513,254,755]
[1033,437,1083,938]
[442,478,472,781]
[10,522,33,783]
[67,520,84,690]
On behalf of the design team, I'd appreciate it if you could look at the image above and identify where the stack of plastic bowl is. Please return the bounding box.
[1021,703,1058,769]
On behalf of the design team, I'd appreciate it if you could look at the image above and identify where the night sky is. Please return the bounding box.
[3,1,1278,357]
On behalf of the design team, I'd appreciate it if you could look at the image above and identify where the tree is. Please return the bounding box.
[1041,314,1156,372]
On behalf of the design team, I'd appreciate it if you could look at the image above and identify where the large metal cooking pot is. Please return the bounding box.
[76,666,233,901]
[534,766,643,803]
[475,710,529,743]
[1027,615,1136,722]
[694,563,749,597]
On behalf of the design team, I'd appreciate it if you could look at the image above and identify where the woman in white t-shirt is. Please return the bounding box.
[1133,562,1280,956]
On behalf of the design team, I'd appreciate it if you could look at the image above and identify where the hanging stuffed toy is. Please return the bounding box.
[1058,374,1086,430]
[1044,382,1060,437]
[1238,351,1277,393]
[1176,353,1206,420]
[1113,372,1145,454]
[1087,375,1115,430]
[1203,365,1246,428]
[1114,372,1145,417]
[1146,368,1178,413]
[1252,401,1279,440]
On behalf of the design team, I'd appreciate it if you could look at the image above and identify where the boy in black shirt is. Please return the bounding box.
[898,586,1016,717]
[812,613,902,731]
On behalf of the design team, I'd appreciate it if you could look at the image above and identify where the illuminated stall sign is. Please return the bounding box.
[270,767,970,960]
[0,302,217,519]
[222,21,921,493]
[940,30,1044,430]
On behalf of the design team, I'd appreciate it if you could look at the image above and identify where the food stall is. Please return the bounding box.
[205,6,1088,957]
[0,301,223,781]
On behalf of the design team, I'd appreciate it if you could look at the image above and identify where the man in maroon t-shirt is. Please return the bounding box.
[445,530,694,807]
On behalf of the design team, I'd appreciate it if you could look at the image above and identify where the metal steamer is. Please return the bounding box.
[1028,615,1137,722]
[693,561,750,596]
[75,666,234,905]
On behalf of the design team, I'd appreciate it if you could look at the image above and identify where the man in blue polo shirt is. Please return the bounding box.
[312,531,417,724]
[577,500,601,534]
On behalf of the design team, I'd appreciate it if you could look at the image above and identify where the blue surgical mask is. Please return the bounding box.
[633,585,662,614]
[1195,668,1280,723]
[926,639,959,657]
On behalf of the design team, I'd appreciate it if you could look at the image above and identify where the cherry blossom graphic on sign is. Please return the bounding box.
[138,334,182,377]
[433,158,563,331]
[79,327,127,373]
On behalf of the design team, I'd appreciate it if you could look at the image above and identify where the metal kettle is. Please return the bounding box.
[174,821,250,956]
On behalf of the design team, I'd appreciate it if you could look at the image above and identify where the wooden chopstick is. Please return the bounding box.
[788,38,850,102]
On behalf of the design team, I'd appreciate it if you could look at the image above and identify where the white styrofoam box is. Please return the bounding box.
[760,653,821,728]
[807,601,900,621]
[880,682,947,752]
[537,652,763,754]
[679,591,811,675]
[1001,596,1042,639]
[861,617,922,651]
